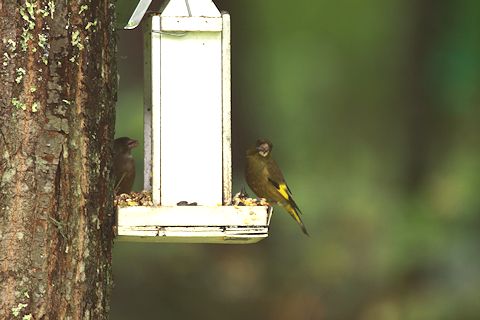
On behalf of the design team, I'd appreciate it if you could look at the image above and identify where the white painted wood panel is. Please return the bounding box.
[160,17,223,31]
[118,206,270,226]
[221,12,232,203]
[117,229,268,244]
[158,30,223,205]
[143,17,154,191]
[151,16,162,200]
[161,0,221,17]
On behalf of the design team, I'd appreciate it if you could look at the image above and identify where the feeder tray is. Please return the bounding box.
[116,205,272,244]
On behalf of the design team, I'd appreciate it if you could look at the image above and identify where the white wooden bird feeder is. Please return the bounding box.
[116,0,272,244]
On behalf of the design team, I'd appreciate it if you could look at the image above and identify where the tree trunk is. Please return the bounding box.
[0,0,116,319]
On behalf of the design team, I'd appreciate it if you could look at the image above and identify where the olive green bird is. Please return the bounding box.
[113,137,138,195]
[245,139,309,236]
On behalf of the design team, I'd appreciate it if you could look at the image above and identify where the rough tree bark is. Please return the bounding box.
[0,0,116,319]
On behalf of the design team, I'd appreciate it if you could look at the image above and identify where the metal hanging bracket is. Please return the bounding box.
[117,0,153,29]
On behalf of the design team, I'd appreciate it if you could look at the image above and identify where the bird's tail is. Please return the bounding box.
[283,202,309,236]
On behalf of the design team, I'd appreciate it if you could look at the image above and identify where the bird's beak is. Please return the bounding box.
[128,139,139,149]
[256,143,269,156]
[256,144,268,153]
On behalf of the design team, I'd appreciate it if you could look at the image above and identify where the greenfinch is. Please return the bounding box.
[246,139,309,236]
[113,137,138,195]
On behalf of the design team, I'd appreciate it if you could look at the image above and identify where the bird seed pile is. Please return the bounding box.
[115,190,269,207]
[231,191,270,206]
[115,191,153,207]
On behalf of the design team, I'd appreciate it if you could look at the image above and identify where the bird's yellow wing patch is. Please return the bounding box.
[268,178,290,201]
[277,183,290,201]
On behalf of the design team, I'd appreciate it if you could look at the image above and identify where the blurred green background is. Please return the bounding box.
[112,0,480,319]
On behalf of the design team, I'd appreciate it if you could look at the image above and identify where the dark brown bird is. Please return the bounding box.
[246,138,309,235]
[113,137,138,195]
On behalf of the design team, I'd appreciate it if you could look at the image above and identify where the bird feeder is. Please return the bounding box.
[116,0,272,244]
